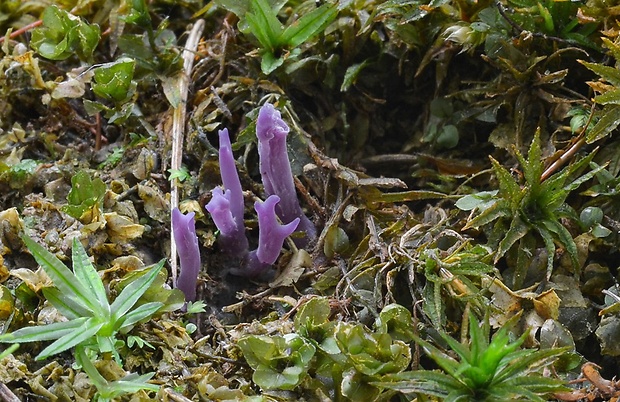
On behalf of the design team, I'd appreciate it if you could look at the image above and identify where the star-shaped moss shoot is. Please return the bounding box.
[172,208,200,301]
[256,103,316,246]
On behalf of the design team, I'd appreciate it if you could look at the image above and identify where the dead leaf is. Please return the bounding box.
[0,285,14,320]
[11,267,53,292]
[138,183,170,222]
[104,212,144,242]
[270,249,311,288]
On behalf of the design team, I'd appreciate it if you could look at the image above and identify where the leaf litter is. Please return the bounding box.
[1,0,620,400]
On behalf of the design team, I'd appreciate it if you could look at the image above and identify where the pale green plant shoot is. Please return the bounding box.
[0,236,166,362]
[75,345,159,401]
[375,313,569,401]
[215,0,338,74]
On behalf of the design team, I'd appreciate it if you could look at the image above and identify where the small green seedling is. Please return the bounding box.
[30,5,100,61]
[375,313,569,401]
[237,333,316,390]
[168,166,191,183]
[62,171,106,222]
[76,345,159,402]
[0,236,165,362]
[215,0,338,74]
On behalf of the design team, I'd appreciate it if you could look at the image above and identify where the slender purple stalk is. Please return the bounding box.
[205,129,249,254]
[218,128,245,222]
[172,208,200,301]
[246,195,299,276]
[256,103,316,245]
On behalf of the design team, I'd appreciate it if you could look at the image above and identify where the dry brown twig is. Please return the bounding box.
[170,19,205,287]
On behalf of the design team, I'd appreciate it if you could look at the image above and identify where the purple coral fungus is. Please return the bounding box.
[246,195,300,276]
[256,103,316,245]
[205,105,315,277]
[205,129,249,254]
[171,208,201,301]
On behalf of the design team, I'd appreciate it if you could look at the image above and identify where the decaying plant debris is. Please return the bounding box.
[1,0,620,400]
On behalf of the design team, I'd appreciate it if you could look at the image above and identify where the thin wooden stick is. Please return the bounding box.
[170,20,205,287]
[0,20,43,44]
[0,383,20,402]
[541,103,595,182]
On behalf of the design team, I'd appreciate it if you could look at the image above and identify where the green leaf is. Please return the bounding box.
[375,303,416,343]
[494,347,570,384]
[410,333,462,378]
[117,301,164,331]
[167,166,191,183]
[92,58,136,103]
[0,317,89,343]
[76,346,159,397]
[294,297,331,334]
[99,373,159,397]
[467,314,487,368]
[246,0,284,52]
[21,235,100,315]
[436,124,460,148]
[580,60,620,87]
[97,335,116,354]
[463,199,511,229]
[42,287,90,320]
[456,191,499,211]
[341,61,370,92]
[30,6,100,61]
[212,0,253,18]
[586,105,620,144]
[594,88,620,105]
[62,171,106,221]
[423,280,446,328]
[37,317,104,360]
[537,152,596,211]
[541,219,579,270]
[495,215,529,263]
[260,50,285,74]
[238,334,315,390]
[279,3,337,49]
[373,370,467,397]
[508,374,570,393]
[110,260,165,322]
[490,156,523,206]
[76,345,108,388]
[71,238,109,313]
[519,130,543,191]
[185,300,207,314]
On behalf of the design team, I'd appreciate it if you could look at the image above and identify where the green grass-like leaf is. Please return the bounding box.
[72,237,109,314]
[580,60,620,87]
[37,318,104,360]
[110,260,165,325]
[76,346,159,401]
[246,0,283,52]
[279,3,338,48]
[21,235,102,316]
[0,317,89,343]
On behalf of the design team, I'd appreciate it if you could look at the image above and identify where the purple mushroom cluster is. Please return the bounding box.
[172,103,315,301]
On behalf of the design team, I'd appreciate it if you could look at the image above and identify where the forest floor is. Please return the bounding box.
[1,0,620,401]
